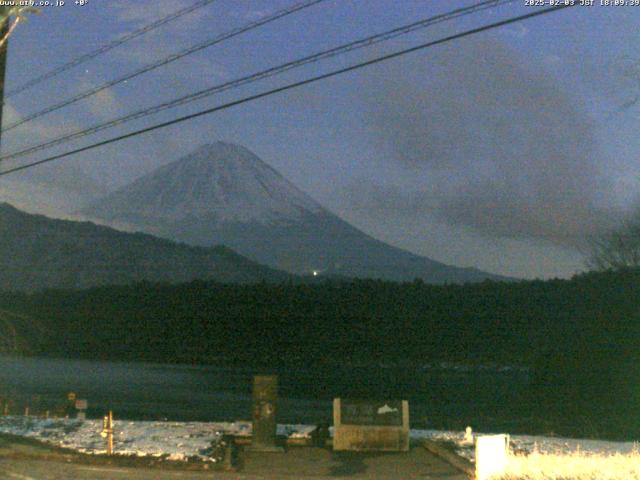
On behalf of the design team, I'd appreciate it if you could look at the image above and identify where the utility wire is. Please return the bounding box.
[2,0,328,132]
[0,4,574,178]
[5,0,219,99]
[0,0,515,163]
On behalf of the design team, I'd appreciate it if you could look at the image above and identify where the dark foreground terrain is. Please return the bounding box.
[0,434,465,479]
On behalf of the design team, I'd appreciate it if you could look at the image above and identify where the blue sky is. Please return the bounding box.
[2,0,639,279]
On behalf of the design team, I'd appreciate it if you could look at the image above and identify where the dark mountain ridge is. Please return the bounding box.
[0,202,289,291]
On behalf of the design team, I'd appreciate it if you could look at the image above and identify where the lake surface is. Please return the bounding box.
[0,356,533,433]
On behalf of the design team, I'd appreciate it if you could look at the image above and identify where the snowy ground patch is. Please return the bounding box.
[0,416,253,460]
[411,428,640,463]
[415,430,640,479]
[0,416,637,467]
[0,416,322,461]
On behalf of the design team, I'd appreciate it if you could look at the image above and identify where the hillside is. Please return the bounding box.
[0,202,289,291]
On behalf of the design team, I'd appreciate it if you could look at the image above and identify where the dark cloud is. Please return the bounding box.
[358,37,622,247]
[613,56,640,112]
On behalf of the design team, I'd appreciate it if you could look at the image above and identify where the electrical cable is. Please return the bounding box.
[0,4,574,178]
[2,0,328,132]
[0,0,515,163]
[5,0,219,99]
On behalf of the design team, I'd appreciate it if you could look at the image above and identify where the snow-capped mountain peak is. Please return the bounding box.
[89,142,323,225]
[84,142,505,284]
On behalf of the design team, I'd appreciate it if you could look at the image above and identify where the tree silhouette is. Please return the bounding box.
[588,207,640,270]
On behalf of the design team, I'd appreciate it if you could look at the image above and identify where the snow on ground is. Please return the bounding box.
[411,429,640,463]
[0,416,637,463]
[0,416,319,461]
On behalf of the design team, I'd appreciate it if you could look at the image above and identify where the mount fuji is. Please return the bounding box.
[83,142,505,284]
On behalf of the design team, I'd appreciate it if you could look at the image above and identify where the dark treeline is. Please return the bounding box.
[1,268,639,438]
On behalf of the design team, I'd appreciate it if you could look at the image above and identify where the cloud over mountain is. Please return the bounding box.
[359,38,621,247]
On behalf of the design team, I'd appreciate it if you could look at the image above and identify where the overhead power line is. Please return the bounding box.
[4,0,219,100]
[0,0,515,163]
[2,0,328,133]
[0,4,575,178]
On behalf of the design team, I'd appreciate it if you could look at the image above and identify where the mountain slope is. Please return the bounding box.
[0,203,289,291]
[84,142,506,283]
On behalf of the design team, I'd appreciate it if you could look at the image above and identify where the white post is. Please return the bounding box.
[475,434,509,480]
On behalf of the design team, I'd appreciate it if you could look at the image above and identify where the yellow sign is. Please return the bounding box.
[67,392,76,402]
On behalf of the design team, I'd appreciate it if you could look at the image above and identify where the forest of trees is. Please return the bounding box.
[1,267,639,438]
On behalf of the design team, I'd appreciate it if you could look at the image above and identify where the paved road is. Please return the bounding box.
[0,460,215,479]
[0,438,468,479]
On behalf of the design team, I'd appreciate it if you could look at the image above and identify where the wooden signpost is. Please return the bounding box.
[333,398,410,451]
[250,375,283,452]
[75,399,88,420]
[101,411,114,455]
